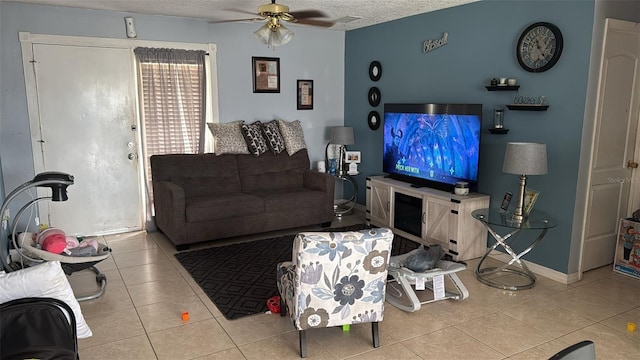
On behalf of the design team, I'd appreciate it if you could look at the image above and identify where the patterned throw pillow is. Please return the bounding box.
[208,121,250,155]
[241,121,269,157]
[261,120,286,155]
[278,119,307,156]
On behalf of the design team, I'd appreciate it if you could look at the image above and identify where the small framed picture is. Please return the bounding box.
[297,79,313,110]
[344,151,361,163]
[252,57,280,93]
[523,189,540,215]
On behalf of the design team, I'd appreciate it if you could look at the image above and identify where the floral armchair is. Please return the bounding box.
[277,228,393,358]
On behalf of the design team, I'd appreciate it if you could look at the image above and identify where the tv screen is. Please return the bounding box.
[383,103,482,192]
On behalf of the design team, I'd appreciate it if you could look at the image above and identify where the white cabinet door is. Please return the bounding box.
[367,179,391,226]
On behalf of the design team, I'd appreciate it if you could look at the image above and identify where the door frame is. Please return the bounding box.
[19,32,219,233]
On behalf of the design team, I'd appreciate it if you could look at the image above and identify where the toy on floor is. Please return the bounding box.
[386,245,469,312]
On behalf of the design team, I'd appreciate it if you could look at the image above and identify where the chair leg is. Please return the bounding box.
[371,322,380,348]
[299,330,307,358]
[279,296,286,317]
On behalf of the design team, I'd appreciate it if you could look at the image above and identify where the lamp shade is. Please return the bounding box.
[329,126,355,145]
[253,24,272,45]
[502,142,548,175]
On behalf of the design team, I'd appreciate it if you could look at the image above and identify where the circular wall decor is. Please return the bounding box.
[516,22,563,73]
[369,61,382,81]
[368,111,381,130]
[368,87,381,107]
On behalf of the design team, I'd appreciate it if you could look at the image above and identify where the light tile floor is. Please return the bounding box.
[70,211,640,359]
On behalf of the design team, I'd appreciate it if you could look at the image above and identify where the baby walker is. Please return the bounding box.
[386,246,469,312]
[0,172,111,301]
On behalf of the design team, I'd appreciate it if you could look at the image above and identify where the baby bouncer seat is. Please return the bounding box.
[1,172,112,301]
[386,244,469,312]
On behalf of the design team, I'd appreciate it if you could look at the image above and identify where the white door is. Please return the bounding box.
[26,42,143,235]
[582,19,640,271]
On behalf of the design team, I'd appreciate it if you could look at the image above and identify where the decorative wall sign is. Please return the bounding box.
[369,61,382,81]
[368,111,380,130]
[368,87,381,107]
[297,79,313,110]
[423,32,449,53]
[252,57,280,93]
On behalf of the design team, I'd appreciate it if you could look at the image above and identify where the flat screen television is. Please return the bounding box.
[383,103,482,192]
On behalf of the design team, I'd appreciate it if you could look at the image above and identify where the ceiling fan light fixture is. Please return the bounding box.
[274,24,294,45]
[254,19,294,47]
[253,24,272,45]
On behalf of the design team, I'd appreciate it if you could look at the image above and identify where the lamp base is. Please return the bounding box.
[511,175,527,223]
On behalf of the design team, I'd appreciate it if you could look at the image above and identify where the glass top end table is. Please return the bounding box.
[472,208,557,291]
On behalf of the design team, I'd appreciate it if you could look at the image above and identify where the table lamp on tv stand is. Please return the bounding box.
[325,126,355,176]
[502,142,547,223]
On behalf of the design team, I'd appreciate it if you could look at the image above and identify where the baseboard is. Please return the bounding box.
[488,250,575,284]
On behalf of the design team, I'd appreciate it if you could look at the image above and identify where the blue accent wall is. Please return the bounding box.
[345,1,595,273]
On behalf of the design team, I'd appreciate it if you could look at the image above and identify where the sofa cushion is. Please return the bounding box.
[278,119,307,155]
[171,176,241,197]
[252,189,329,212]
[208,121,250,155]
[185,193,264,222]
[261,120,286,155]
[241,121,269,157]
[237,149,310,192]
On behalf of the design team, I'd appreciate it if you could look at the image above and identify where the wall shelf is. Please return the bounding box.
[486,85,520,91]
[506,104,549,111]
[489,128,509,134]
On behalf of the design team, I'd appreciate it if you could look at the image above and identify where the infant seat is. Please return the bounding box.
[18,233,111,302]
[0,171,111,302]
[386,246,469,312]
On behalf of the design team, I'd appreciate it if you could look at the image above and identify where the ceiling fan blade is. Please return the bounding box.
[288,9,328,19]
[294,18,335,27]
[208,18,263,24]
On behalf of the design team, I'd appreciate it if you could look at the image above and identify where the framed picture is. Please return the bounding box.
[344,151,361,163]
[252,57,280,93]
[297,80,313,110]
[523,189,540,215]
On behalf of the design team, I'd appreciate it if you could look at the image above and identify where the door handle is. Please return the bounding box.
[628,160,638,169]
[128,153,137,160]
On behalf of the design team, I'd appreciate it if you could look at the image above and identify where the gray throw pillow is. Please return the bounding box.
[278,119,307,156]
[261,120,286,155]
[241,121,269,157]
[208,121,250,155]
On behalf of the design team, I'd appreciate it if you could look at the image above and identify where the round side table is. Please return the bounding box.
[472,208,557,290]
[333,174,358,217]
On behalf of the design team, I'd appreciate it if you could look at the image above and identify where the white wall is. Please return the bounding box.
[0,2,345,195]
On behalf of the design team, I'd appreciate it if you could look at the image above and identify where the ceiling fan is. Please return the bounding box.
[214,0,335,47]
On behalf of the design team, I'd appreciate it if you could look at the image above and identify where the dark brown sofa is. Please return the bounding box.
[150,149,335,250]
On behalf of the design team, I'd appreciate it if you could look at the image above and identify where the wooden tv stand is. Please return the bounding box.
[365,176,489,261]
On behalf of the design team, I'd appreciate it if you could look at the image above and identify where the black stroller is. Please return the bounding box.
[0,297,79,360]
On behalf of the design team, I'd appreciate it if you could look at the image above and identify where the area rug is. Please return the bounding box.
[175,225,421,320]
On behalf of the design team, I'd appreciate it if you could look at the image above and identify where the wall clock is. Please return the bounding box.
[368,111,380,130]
[516,22,563,73]
[368,87,381,107]
[369,61,382,81]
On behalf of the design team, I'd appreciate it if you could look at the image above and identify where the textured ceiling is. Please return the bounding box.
[2,0,479,31]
